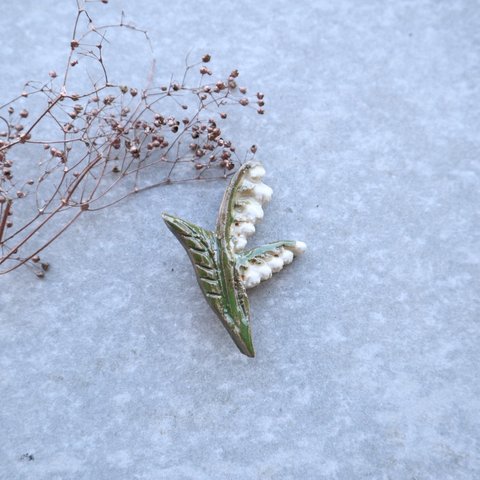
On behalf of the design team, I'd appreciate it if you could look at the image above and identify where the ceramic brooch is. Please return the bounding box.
[163,162,306,357]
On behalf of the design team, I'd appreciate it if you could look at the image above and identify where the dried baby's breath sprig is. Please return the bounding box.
[162,162,306,357]
[0,1,266,277]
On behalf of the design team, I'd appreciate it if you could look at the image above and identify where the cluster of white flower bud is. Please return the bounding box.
[229,164,273,252]
[240,242,307,289]
[227,162,306,289]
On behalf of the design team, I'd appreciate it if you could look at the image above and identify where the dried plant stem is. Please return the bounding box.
[0,1,265,277]
[0,200,12,244]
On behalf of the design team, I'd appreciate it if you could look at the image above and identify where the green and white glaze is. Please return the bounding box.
[162,162,306,357]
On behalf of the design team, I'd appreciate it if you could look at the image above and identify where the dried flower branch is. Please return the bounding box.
[0,1,265,277]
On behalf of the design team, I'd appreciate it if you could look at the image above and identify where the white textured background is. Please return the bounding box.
[0,1,479,479]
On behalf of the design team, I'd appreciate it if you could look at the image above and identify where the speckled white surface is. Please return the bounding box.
[1,1,479,479]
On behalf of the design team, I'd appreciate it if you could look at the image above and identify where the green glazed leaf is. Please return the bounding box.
[162,212,254,357]
[237,241,298,267]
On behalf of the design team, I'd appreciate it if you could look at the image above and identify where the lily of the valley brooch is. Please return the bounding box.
[162,162,306,357]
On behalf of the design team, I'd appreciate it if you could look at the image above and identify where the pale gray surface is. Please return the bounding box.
[1,1,479,479]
